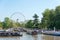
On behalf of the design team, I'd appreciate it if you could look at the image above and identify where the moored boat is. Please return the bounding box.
[0,29,22,36]
[42,31,60,36]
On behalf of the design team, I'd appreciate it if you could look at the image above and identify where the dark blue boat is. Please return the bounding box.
[42,31,60,36]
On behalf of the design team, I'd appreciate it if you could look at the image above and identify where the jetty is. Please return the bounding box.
[0,31,22,36]
[0,28,23,36]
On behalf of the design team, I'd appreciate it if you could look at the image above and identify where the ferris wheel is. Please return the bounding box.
[10,12,26,22]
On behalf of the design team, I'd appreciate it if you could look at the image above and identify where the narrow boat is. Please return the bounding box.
[42,31,60,36]
[26,30,37,35]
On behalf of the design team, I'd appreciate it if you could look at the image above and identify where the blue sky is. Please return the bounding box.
[0,0,60,21]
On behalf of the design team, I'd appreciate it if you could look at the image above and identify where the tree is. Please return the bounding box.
[41,9,55,30]
[41,9,51,29]
[41,6,60,30]
[47,9,55,30]
[33,14,39,28]
[54,6,60,30]
[25,20,33,28]
[3,17,11,29]
[0,21,3,29]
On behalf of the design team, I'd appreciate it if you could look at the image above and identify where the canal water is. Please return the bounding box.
[0,32,60,40]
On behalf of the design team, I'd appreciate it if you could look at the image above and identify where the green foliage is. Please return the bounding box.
[41,5,60,30]
[3,17,11,29]
[55,6,60,14]
[1,17,22,29]
[41,9,55,29]
[25,14,40,29]
[0,21,3,29]
[25,20,33,28]
[54,6,60,30]
[33,14,39,28]
[41,9,51,29]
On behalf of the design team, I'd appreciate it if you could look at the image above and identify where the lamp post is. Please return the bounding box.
[54,27,55,32]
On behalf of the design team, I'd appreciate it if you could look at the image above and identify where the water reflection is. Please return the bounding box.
[0,33,60,40]
[32,35,38,40]
[42,35,60,40]
[0,36,20,40]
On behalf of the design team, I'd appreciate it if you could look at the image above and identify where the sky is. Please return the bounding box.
[0,0,60,22]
